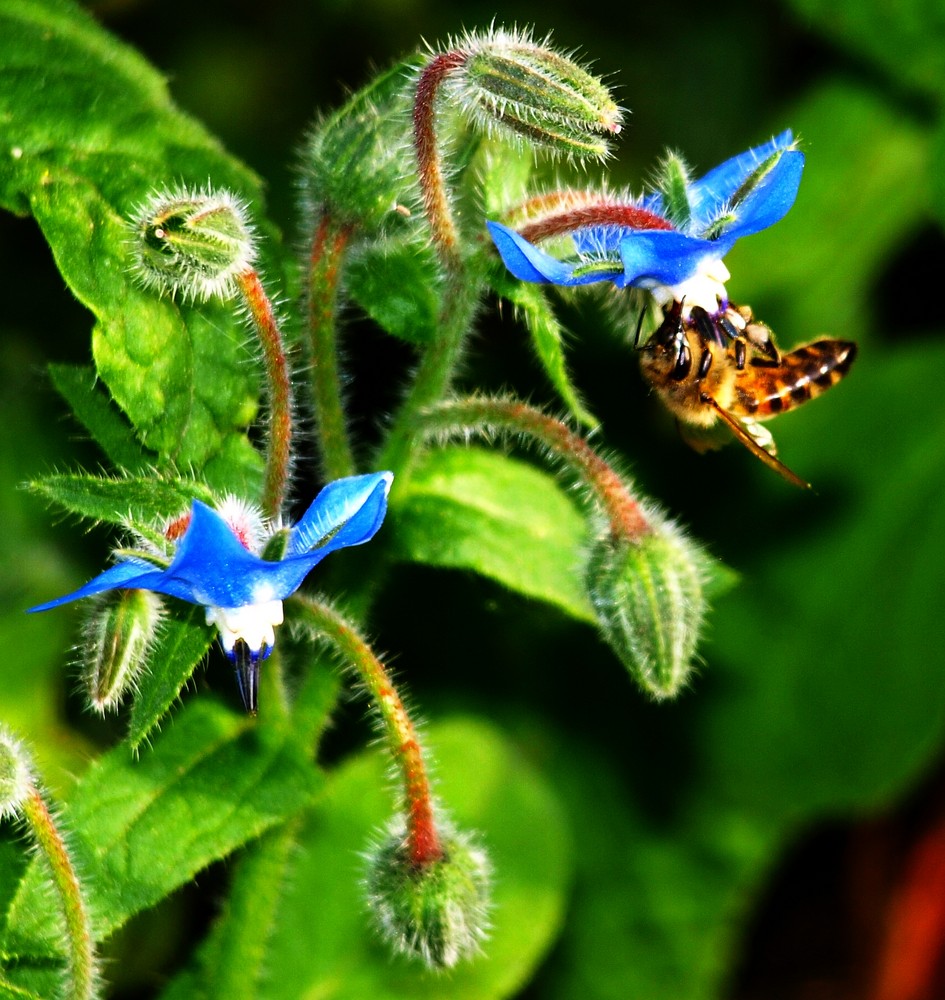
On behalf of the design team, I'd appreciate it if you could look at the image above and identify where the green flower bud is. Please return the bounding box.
[129,187,257,301]
[586,517,707,700]
[365,818,492,969]
[447,27,622,160]
[0,728,34,821]
[300,59,421,232]
[655,151,692,230]
[80,589,163,714]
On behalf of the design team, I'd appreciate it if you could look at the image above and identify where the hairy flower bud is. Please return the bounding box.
[128,187,257,301]
[0,728,34,821]
[445,27,622,159]
[365,818,492,969]
[655,151,693,230]
[586,517,707,699]
[300,59,420,232]
[80,589,163,713]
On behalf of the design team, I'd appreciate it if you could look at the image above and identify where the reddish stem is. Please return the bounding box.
[236,270,294,519]
[295,596,442,866]
[518,203,674,244]
[23,788,97,999]
[422,397,650,542]
[413,51,468,260]
[307,213,356,480]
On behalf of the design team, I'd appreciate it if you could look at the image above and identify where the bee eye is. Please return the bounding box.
[670,342,692,381]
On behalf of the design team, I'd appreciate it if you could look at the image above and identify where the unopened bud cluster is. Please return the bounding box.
[586,516,707,700]
[129,187,257,301]
[444,28,622,160]
[365,817,492,970]
[80,589,163,713]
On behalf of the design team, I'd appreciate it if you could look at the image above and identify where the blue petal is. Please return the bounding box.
[715,149,804,240]
[688,130,796,228]
[29,479,395,618]
[618,230,734,287]
[487,221,622,287]
[155,500,275,607]
[288,472,392,557]
[28,559,169,612]
[572,226,624,257]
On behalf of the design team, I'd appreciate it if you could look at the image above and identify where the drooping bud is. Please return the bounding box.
[80,589,163,713]
[445,27,623,160]
[0,728,35,821]
[585,516,707,699]
[300,59,420,233]
[365,817,492,969]
[128,187,257,301]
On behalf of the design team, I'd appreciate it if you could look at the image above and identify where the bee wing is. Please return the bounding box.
[706,399,811,490]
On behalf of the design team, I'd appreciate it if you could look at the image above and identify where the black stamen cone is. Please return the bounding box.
[232,640,259,714]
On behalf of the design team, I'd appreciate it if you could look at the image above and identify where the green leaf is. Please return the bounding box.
[30,472,214,534]
[489,266,598,428]
[48,363,152,473]
[391,446,595,623]
[157,823,299,1000]
[346,239,442,345]
[701,339,945,816]
[0,975,46,1000]
[258,716,571,1000]
[543,737,777,1000]
[783,0,945,97]
[547,341,945,999]
[727,83,929,342]
[3,699,320,964]
[0,0,266,494]
[127,607,215,749]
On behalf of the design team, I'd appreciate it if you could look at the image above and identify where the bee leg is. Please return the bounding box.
[705,399,811,490]
[689,305,721,346]
[734,338,747,371]
[746,321,781,362]
[696,345,712,380]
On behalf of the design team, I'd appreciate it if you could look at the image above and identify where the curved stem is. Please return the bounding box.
[293,595,442,866]
[373,50,484,484]
[236,270,294,520]
[23,788,98,1000]
[413,51,468,261]
[419,395,651,541]
[306,214,357,481]
[375,269,480,480]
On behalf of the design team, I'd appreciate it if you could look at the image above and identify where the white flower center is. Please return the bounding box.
[650,258,731,316]
[205,600,285,655]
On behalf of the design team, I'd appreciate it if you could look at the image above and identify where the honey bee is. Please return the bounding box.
[639,300,857,488]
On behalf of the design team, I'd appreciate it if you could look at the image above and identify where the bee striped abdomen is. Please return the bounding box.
[737,340,856,419]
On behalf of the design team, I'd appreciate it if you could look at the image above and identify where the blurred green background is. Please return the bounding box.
[3,0,945,997]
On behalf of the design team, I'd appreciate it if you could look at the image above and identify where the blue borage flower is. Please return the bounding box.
[487,131,803,315]
[30,472,393,711]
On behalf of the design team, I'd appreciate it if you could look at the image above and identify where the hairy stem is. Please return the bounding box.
[293,595,442,866]
[420,395,651,541]
[306,214,357,481]
[236,270,294,520]
[413,51,468,260]
[376,269,480,480]
[22,788,97,1000]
